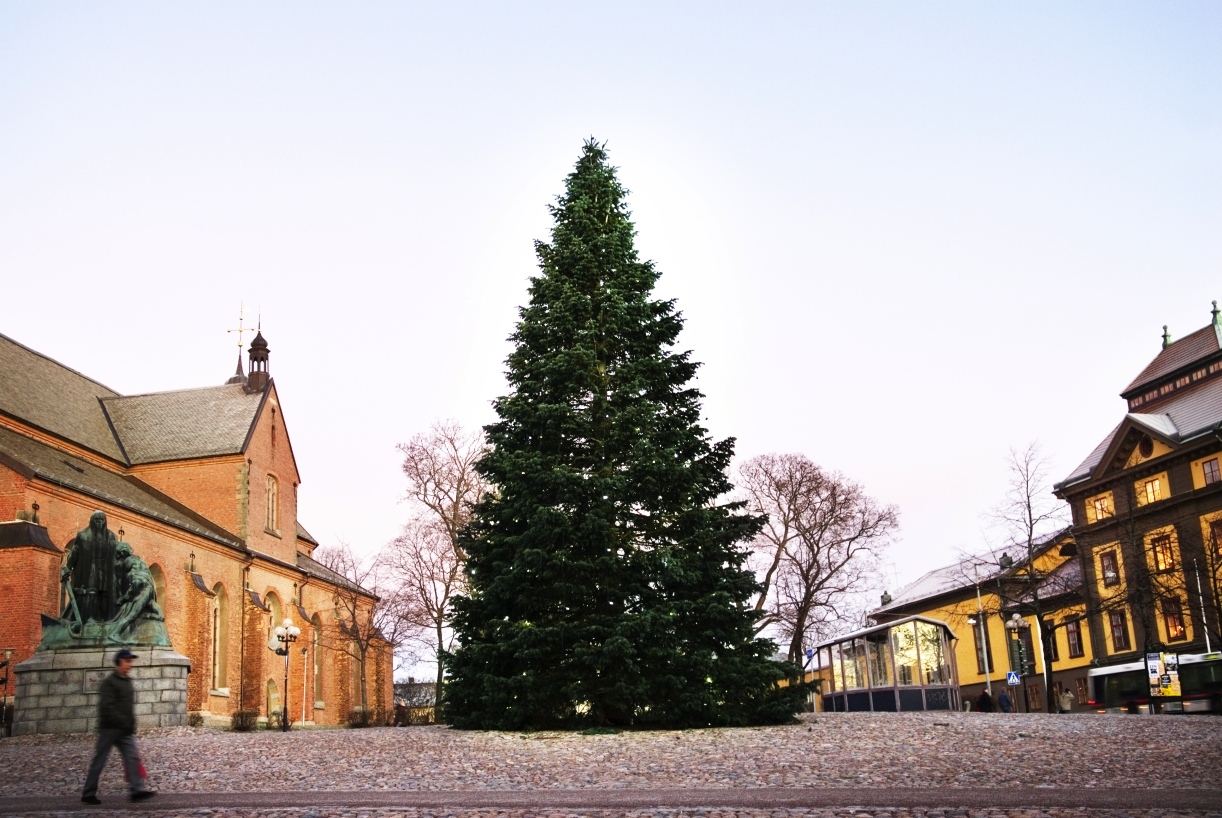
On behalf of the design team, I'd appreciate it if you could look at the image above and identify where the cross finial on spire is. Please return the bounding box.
[1162,325,1171,349]
[225,303,250,385]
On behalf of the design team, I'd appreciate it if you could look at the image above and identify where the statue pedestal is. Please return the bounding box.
[13,648,190,735]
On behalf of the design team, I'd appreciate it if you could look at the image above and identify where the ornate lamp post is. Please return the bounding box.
[273,619,301,731]
[1005,613,1031,713]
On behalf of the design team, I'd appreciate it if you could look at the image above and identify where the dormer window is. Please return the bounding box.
[266,474,280,534]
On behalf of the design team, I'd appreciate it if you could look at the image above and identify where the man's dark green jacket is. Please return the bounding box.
[97,672,135,734]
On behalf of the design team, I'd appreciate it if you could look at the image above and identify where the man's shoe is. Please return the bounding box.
[130,791,157,802]
[81,795,101,805]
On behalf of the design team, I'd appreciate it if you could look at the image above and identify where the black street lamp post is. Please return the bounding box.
[273,618,301,732]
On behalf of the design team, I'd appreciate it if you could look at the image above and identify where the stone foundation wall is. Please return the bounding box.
[13,648,190,735]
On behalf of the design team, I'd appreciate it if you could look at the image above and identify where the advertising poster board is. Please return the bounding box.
[1146,652,1181,697]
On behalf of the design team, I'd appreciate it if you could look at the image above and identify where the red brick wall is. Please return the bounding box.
[0,547,61,667]
[242,386,302,566]
[130,457,248,541]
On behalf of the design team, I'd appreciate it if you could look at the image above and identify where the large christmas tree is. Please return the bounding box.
[445,140,803,729]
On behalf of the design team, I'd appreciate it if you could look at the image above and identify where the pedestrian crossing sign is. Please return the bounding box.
[1006,671,1021,686]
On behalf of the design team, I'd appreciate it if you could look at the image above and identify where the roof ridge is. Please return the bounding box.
[0,332,122,397]
[103,383,248,401]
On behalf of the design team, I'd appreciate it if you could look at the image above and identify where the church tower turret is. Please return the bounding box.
[246,332,270,392]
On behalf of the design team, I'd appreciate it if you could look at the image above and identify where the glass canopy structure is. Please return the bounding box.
[812,615,961,712]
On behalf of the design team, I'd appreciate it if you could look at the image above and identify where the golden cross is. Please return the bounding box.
[227,302,248,349]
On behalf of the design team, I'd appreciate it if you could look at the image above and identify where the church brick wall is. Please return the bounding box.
[0,546,61,669]
[241,387,302,567]
[0,466,31,522]
[128,456,247,542]
[182,572,213,714]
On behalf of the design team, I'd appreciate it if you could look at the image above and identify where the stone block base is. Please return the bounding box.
[13,648,190,735]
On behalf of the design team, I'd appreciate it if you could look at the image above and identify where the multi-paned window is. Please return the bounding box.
[1100,550,1121,587]
[1150,534,1175,572]
[1142,477,1163,505]
[1065,619,1085,658]
[1075,676,1090,705]
[1204,458,1221,486]
[1163,598,1187,641]
[1091,495,1112,522]
[1108,609,1132,651]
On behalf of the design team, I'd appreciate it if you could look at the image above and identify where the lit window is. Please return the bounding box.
[1091,495,1112,522]
[1108,610,1131,651]
[1163,599,1186,641]
[1143,478,1162,505]
[1204,459,1221,486]
[1100,551,1120,587]
[1212,520,1222,554]
[266,474,280,533]
[1150,534,1175,572]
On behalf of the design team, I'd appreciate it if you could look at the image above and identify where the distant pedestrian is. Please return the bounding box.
[997,689,1013,713]
[976,690,994,713]
[1058,688,1075,714]
[81,649,156,805]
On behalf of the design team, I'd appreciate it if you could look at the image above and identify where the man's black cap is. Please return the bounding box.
[114,649,138,664]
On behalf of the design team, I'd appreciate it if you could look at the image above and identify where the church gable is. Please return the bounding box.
[242,384,303,564]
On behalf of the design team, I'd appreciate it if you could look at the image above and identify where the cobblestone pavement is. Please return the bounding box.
[0,712,1219,816]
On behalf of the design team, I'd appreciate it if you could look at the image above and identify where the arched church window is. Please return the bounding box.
[148,564,167,623]
[312,614,323,706]
[266,474,280,533]
[266,591,282,652]
[211,583,229,691]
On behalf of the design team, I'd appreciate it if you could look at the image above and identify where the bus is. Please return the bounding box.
[1087,652,1222,714]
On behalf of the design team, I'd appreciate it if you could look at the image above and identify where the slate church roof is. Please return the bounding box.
[0,332,265,467]
[102,385,266,465]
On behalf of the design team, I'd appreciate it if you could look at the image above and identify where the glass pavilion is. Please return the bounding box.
[812,615,961,712]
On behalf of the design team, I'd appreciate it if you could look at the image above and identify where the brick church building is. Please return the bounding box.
[0,330,393,727]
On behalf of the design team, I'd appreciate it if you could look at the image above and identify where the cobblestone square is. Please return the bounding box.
[1,712,1220,817]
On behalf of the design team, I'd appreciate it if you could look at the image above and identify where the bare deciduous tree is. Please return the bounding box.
[989,443,1069,712]
[382,515,463,703]
[315,542,407,723]
[739,453,898,663]
[389,420,488,706]
[397,420,488,557]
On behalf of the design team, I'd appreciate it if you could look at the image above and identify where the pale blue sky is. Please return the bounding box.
[2,4,1219,603]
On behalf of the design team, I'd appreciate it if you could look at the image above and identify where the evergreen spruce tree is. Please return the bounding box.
[445,140,803,730]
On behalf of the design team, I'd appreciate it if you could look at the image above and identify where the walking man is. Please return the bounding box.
[81,649,156,805]
[1058,686,1076,714]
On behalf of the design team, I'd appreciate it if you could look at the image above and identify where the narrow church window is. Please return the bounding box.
[312,615,324,706]
[266,474,280,533]
[212,583,229,691]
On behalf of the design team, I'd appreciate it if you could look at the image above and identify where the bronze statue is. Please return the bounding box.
[110,543,164,638]
[38,512,171,651]
[60,511,120,625]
